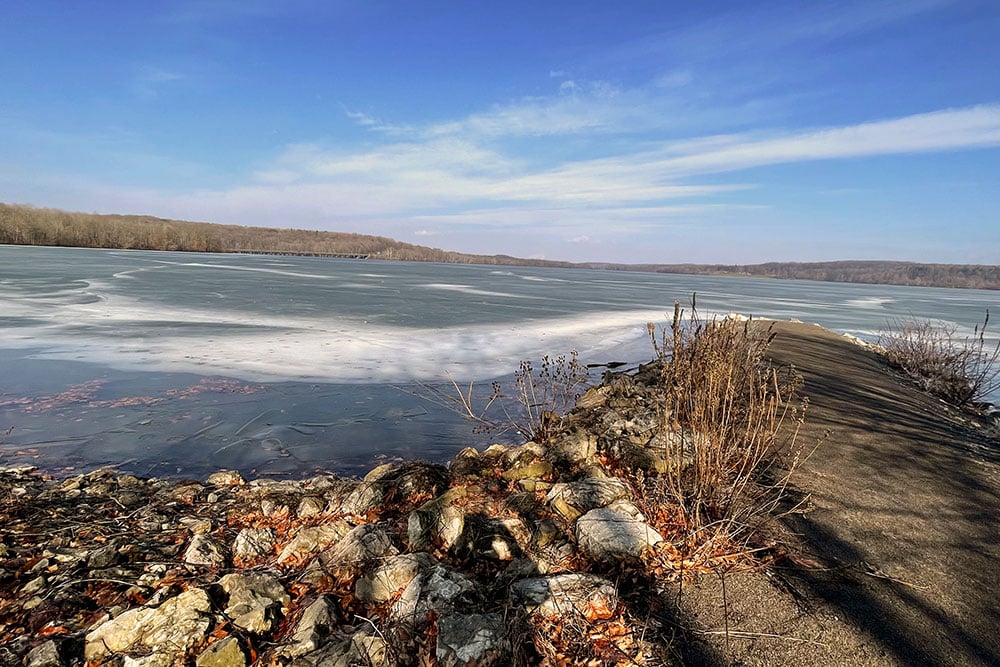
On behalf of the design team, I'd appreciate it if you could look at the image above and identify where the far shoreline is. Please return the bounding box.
[3,241,999,292]
[2,201,998,289]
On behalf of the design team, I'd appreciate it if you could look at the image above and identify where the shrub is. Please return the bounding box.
[421,350,590,442]
[878,311,1000,408]
[641,298,805,562]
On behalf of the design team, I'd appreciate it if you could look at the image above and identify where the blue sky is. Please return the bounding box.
[2,0,999,264]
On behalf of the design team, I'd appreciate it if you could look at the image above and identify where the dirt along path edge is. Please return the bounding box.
[741,320,998,665]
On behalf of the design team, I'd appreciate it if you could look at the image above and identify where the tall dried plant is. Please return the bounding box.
[878,311,1000,408]
[416,351,589,443]
[644,297,804,556]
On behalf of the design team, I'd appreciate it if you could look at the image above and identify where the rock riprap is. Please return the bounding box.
[1,361,704,665]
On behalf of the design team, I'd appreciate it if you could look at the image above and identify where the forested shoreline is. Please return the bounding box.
[0,203,571,267]
[640,261,1000,290]
[2,202,997,289]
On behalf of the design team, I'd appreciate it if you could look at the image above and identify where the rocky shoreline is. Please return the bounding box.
[1,360,746,666]
[7,320,997,666]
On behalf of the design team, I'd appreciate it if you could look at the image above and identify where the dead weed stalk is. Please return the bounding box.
[642,297,805,564]
[878,311,1000,408]
[416,351,590,443]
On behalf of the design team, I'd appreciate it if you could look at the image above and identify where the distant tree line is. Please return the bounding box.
[2,203,996,289]
[638,261,1000,290]
[0,203,571,267]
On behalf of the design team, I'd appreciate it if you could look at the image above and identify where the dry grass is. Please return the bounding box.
[878,311,1000,408]
[640,298,805,565]
[508,352,590,441]
[418,351,590,442]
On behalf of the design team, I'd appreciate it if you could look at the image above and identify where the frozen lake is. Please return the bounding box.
[1,245,996,478]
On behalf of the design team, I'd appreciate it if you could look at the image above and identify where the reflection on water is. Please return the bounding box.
[0,351,486,479]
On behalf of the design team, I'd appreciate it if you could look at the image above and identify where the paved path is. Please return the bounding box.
[765,321,1000,666]
[669,321,999,666]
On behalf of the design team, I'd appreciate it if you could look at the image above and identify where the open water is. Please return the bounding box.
[1,245,996,478]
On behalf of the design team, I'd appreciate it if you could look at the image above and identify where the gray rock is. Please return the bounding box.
[115,474,144,488]
[25,641,62,667]
[280,595,339,658]
[232,527,276,563]
[546,477,631,522]
[85,588,213,661]
[123,654,174,667]
[531,518,564,548]
[206,470,244,486]
[503,490,543,515]
[623,429,700,473]
[21,575,47,596]
[0,464,37,475]
[250,478,306,494]
[184,534,228,568]
[501,442,546,467]
[319,523,397,569]
[59,476,82,491]
[448,447,483,477]
[390,564,475,625]
[29,558,50,574]
[501,558,540,581]
[290,630,389,667]
[475,518,530,561]
[355,553,433,603]
[500,460,554,482]
[479,444,509,461]
[170,483,203,503]
[87,540,121,570]
[437,613,508,667]
[219,573,290,634]
[371,461,450,498]
[0,648,17,667]
[303,474,342,492]
[338,481,384,516]
[516,479,551,493]
[547,428,598,464]
[297,496,326,517]
[573,386,609,410]
[363,462,399,482]
[512,573,618,621]
[575,500,664,561]
[196,635,247,667]
[408,488,466,551]
[276,521,351,565]
[260,498,292,517]
[181,517,213,535]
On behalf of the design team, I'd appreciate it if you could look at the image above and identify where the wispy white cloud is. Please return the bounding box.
[342,107,413,135]
[408,204,765,234]
[345,110,379,127]
[460,104,1000,197]
[422,80,659,139]
[558,80,579,95]
[646,104,1000,176]
[101,103,1000,240]
[776,0,954,43]
[131,65,186,99]
[610,0,955,66]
